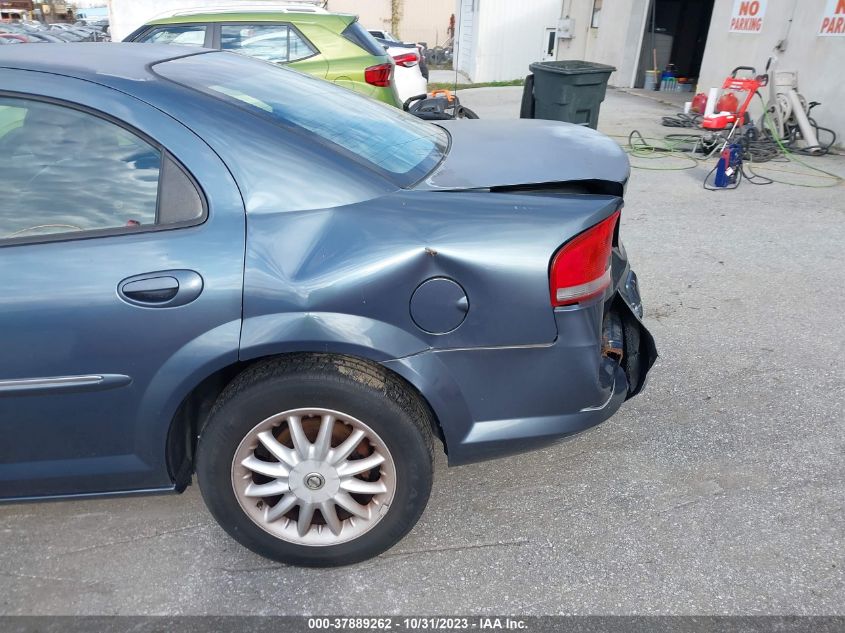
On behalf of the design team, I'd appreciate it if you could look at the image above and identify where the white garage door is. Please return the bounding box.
[457,0,475,77]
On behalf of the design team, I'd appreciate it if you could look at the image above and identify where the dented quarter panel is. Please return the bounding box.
[142,71,651,465]
[239,189,623,359]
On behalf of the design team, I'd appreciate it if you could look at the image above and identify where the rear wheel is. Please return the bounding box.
[196,355,434,567]
[457,106,479,119]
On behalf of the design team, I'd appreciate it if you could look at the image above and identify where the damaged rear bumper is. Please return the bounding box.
[383,269,657,466]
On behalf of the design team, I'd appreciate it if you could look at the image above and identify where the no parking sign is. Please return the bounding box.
[729,0,767,33]
[819,0,845,35]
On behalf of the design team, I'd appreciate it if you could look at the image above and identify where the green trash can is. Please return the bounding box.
[522,60,616,129]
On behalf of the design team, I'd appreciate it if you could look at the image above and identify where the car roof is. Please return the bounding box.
[154,3,329,16]
[147,9,355,26]
[0,42,204,82]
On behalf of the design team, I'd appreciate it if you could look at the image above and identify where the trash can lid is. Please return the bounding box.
[529,60,617,75]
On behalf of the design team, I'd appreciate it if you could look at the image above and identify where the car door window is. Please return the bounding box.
[287,28,315,61]
[220,23,315,64]
[137,25,206,46]
[342,21,387,56]
[158,54,448,186]
[0,97,204,243]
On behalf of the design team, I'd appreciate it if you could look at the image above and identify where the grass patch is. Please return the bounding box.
[427,79,525,90]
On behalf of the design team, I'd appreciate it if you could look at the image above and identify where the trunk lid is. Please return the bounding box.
[417,119,629,192]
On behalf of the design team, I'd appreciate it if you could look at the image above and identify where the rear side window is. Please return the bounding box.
[155,53,447,187]
[341,20,386,56]
[137,25,206,46]
[220,23,315,64]
[0,97,204,244]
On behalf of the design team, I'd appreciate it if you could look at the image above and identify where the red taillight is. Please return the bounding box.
[364,63,392,87]
[550,211,619,307]
[392,52,418,67]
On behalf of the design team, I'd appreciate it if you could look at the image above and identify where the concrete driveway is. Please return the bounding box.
[1,88,843,616]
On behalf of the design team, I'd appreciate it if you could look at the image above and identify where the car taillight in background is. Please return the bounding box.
[364,63,393,87]
[550,211,620,307]
[392,52,419,68]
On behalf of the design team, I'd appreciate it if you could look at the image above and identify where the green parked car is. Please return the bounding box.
[124,8,402,108]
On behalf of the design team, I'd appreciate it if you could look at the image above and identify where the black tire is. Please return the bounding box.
[457,106,480,119]
[196,354,434,567]
[519,74,535,119]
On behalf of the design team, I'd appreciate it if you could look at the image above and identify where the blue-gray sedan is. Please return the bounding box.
[0,44,656,566]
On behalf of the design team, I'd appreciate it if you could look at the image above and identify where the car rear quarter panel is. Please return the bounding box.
[101,69,633,465]
[239,189,623,359]
[238,189,627,465]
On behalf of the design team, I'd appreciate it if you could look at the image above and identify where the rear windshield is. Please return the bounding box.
[341,20,386,56]
[154,52,447,187]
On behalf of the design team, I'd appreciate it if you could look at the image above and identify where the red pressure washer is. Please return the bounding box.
[701,66,768,131]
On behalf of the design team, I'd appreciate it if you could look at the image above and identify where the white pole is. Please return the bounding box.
[786,89,821,153]
[704,87,719,117]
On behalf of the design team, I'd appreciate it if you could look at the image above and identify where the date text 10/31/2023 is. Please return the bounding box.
[307,618,528,630]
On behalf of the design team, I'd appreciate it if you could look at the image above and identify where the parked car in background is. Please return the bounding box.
[0,21,101,42]
[125,9,402,107]
[0,43,655,567]
[0,26,64,43]
[46,26,86,41]
[76,18,110,38]
[0,33,26,44]
[375,36,429,81]
[50,23,106,41]
[379,40,427,104]
[370,30,429,80]
[367,29,398,42]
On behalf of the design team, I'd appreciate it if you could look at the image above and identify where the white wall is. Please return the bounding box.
[698,0,845,145]
[455,0,473,76]
[453,0,650,85]
[479,0,561,81]
[326,0,454,45]
[456,0,561,82]
[553,0,650,87]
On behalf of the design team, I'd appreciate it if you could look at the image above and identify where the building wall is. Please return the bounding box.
[325,0,454,45]
[478,0,560,81]
[456,0,561,82]
[1,0,34,18]
[456,0,477,77]
[697,0,844,145]
[454,0,650,85]
[557,0,650,87]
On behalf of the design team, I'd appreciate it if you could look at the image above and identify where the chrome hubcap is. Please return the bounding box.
[231,408,396,546]
[305,473,325,490]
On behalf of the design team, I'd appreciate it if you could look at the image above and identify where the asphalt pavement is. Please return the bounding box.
[1,88,843,615]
